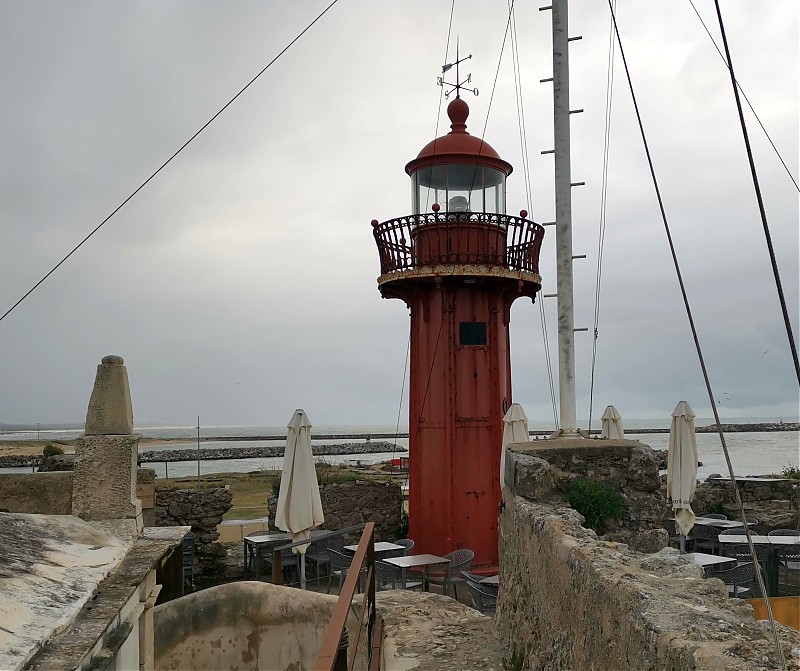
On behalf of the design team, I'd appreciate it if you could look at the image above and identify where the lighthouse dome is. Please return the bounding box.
[405,97,512,176]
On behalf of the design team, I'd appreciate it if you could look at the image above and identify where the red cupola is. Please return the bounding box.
[406,98,512,216]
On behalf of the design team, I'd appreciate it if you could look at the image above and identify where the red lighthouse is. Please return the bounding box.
[372,87,545,566]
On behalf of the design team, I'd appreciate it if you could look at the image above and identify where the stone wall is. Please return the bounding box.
[507,439,667,538]
[154,485,233,578]
[0,468,156,519]
[0,472,74,514]
[268,480,403,542]
[497,493,799,670]
[692,477,799,533]
[498,443,800,670]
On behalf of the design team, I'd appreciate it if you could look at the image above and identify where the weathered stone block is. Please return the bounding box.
[508,452,555,500]
[72,434,141,522]
[84,354,134,435]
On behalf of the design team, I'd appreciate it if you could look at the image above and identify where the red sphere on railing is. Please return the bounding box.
[432,203,440,213]
[519,209,528,219]
[371,219,379,227]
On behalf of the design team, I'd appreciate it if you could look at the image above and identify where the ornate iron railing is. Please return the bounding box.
[372,212,545,276]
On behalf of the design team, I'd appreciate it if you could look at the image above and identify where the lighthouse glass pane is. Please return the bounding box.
[414,164,506,214]
[414,165,447,214]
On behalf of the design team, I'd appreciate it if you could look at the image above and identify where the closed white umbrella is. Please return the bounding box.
[600,405,625,439]
[274,409,324,588]
[667,401,698,541]
[500,403,529,489]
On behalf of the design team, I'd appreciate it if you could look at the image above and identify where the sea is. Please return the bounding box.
[1,418,798,480]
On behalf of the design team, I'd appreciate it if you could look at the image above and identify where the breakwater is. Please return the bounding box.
[0,440,404,469]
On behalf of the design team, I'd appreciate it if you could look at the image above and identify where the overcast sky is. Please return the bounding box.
[1,1,797,428]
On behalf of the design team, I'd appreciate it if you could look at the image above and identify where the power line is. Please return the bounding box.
[688,0,799,193]
[587,0,617,435]
[508,1,559,429]
[607,3,787,666]
[713,0,800,387]
[0,0,341,326]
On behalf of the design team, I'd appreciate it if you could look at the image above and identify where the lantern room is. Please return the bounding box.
[406,96,513,216]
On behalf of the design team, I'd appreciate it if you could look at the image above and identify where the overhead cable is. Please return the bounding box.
[688,0,799,193]
[0,0,341,325]
[713,0,800,386]
[607,3,787,667]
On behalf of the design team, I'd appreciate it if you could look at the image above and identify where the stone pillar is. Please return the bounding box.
[72,355,143,531]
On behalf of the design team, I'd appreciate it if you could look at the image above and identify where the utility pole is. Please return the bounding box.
[543,0,582,435]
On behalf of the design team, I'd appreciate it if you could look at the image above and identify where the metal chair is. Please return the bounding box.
[426,548,475,598]
[692,522,720,555]
[463,576,498,615]
[775,545,800,591]
[767,529,800,537]
[702,513,728,520]
[394,538,415,555]
[326,549,356,594]
[375,559,423,591]
[325,532,345,553]
[720,542,770,578]
[744,517,759,528]
[303,538,330,581]
[718,528,744,536]
[714,561,755,598]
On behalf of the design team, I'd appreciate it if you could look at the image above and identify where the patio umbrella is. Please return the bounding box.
[500,403,529,489]
[600,405,625,439]
[274,409,324,588]
[667,401,698,540]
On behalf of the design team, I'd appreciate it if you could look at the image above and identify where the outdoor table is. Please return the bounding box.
[480,574,500,586]
[694,518,745,529]
[687,552,736,574]
[344,541,406,556]
[718,535,800,596]
[384,554,450,591]
[244,531,291,580]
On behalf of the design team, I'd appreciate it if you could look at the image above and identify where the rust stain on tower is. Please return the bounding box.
[372,93,544,566]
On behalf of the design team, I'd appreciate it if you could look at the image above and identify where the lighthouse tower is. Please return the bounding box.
[372,88,545,566]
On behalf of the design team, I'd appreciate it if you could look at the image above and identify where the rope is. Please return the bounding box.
[688,0,799,193]
[607,3,787,667]
[0,0,341,326]
[712,0,800,387]
[386,334,410,487]
[587,0,617,435]
[508,0,559,429]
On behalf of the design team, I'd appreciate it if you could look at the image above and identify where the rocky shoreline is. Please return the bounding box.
[0,440,404,469]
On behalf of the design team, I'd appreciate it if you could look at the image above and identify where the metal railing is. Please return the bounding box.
[372,212,545,276]
[310,523,381,671]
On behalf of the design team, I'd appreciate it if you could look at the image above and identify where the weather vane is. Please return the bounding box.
[437,42,479,99]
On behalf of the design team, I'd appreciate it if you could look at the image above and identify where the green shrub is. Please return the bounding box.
[781,464,800,480]
[705,500,727,517]
[566,478,627,534]
[42,444,64,458]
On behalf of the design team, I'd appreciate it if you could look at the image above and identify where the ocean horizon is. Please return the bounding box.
[1,419,797,482]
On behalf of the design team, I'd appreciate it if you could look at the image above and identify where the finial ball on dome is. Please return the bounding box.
[447,97,470,129]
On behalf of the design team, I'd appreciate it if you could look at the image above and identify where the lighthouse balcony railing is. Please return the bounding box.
[372,212,544,276]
